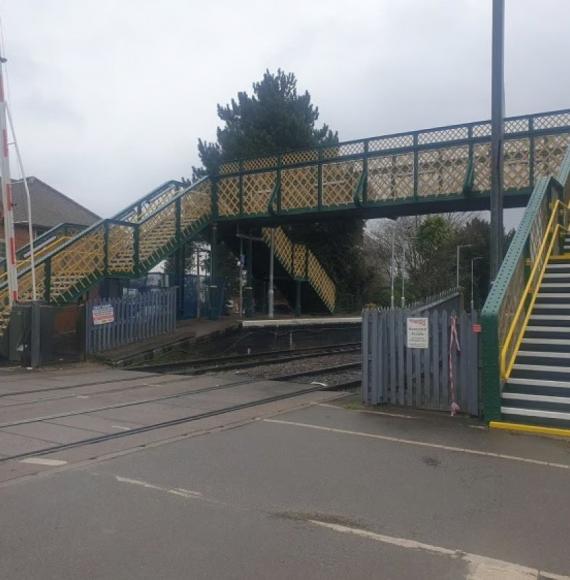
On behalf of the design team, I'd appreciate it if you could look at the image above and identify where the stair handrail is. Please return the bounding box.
[500,197,568,379]
[481,145,570,421]
[112,179,183,222]
[0,177,211,294]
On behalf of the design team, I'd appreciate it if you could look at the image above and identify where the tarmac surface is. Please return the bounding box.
[0,364,569,579]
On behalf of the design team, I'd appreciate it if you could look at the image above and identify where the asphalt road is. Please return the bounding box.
[1,392,569,579]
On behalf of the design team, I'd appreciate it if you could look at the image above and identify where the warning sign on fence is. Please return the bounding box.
[92,304,114,325]
[406,317,429,349]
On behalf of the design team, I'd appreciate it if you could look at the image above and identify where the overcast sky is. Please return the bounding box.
[1,0,569,225]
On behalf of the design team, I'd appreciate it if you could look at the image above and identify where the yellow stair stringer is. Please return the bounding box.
[261,227,336,313]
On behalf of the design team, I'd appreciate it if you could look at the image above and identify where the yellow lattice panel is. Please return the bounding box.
[243,156,277,172]
[181,181,211,229]
[243,172,274,215]
[138,204,176,263]
[16,263,46,303]
[418,145,468,197]
[367,154,413,201]
[49,226,105,300]
[217,176,240,217]
[322,161,361,207]
[292,245,307,279]
[473,143,491,191]
[504,139,530,190]
[107,224,135,273]
[534,134,570,179]
[262,227,293,274]
[280,167,317,210]
[307,253,336,312]
[122,183,182,224]
[282,150,318,166]
[219,161,239,175]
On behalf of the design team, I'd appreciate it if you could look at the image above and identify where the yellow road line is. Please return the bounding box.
[490,421,570,439]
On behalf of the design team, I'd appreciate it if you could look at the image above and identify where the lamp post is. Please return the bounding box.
[456,244,472,288]
[490,0,505,281]
[400,245,406,308]
[390,221,396,309]
[471,257,484,311]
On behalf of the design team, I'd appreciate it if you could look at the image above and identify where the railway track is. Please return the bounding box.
[135,342,361,375]
[0,360,361,431]
[0,375,360,464]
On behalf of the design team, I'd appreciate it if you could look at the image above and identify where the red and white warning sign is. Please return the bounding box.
[406,317,429,349]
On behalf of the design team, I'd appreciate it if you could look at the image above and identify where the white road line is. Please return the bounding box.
[111,425,131,431]
[316,402,415,419]
[309,520,570,580]
[19,458,68,467]
[115,476,203,499]
[263,419,570,471]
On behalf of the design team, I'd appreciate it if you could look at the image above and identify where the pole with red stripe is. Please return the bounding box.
[0,52,18,304]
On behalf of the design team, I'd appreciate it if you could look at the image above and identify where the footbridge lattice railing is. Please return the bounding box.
[2,109,570,336]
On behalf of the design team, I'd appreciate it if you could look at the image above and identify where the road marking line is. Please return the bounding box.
[19,458,68,466]
[115,476,203,499]
[263,419,570,471]
[316,403,415,419]
[309,520,570,580]
[111,425,131,431]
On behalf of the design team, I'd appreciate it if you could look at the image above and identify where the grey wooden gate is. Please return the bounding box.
[86,288,176,354]
[362,308,479,415]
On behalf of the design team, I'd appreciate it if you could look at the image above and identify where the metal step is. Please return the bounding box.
[532,304,570,316]
[501,406,570,422]
[529,315,570,327]
[519,327,570,340]
[513,363,570,373]
[511,363,570,382]
[508,377,570,389]
[520,338,570,353]
[516,351,570,361]
[543,273,570,279]
[502,392,570,405]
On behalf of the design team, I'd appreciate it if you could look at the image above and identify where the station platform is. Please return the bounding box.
[97,317,241,367]
[242,316,360,327]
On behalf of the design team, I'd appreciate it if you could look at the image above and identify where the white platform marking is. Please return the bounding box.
[115,476,203,499]
[19,458,68,467]
[263,419,570,470]
[309,520,570,580]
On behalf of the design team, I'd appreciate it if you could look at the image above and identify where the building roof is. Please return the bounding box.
[8,177,99,229]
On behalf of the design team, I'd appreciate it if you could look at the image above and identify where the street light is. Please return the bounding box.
[471,257,484,311]
[456,244,472,288]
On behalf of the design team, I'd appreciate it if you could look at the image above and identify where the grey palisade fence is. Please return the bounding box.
[86,288,176,354]
[362,308,479,416]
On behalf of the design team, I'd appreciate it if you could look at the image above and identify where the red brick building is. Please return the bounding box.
[0,177,99,256]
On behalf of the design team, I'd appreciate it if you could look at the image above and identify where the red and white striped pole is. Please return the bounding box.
[0,53,18,304]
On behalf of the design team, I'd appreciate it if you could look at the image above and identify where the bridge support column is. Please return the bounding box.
[208,223,219,320]
[174,243,185,319]
[295,280,302,317]
[244,234,254,317]
[268,228,275,319]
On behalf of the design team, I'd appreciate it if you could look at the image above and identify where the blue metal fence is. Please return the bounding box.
[85,288,176,354]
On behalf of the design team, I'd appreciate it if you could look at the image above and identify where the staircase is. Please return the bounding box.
[502,250,570,426]
[0,179,336,341]
[261,227,336,313]
[0,180,202,337]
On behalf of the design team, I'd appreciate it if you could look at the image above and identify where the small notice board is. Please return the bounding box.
[407,317,429,349]
[92,304,115,326]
